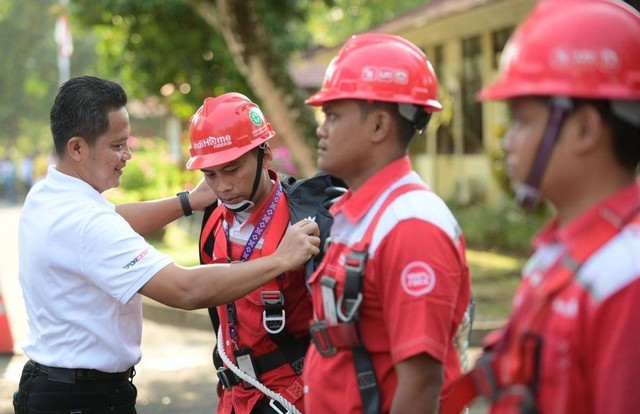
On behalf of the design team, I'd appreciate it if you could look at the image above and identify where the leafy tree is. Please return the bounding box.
[70,0,426,176]
[0,0,97,155]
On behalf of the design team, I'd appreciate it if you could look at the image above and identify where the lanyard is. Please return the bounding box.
[225,183,283,344]
[225,183,283,262]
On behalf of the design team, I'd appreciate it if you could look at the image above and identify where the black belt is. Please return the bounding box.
[217,335,309,389]
[28,360,134,383]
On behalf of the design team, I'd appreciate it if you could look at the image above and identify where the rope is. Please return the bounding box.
[216,325,302,414]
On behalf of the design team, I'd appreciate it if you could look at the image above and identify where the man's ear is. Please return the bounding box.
[371,110,393,144]
[262,144,273,170]
[571,105,605,155]
[67,137,86,162]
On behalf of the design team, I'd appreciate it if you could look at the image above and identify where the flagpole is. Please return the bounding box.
[55,0,73,85]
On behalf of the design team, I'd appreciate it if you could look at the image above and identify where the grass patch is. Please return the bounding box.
[150,222,200,267]
[467,249,524,323]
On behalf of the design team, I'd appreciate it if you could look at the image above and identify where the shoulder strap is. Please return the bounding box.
[342,182,428,414]
[199,204,227,366]
[343,182,427,311]
[199,205,226,264]
[283,171,343,282]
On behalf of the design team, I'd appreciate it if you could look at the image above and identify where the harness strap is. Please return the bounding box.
[309,321,361,356]
[338,182,428,414]
[441,207,640,414]
[200,205,226,263]
[217,334,311,389]
[204,185,309,381]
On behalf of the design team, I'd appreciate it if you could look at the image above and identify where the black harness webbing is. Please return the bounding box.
[339,183,427,414]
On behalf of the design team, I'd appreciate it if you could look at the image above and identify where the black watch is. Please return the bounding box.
[176,191,193,216]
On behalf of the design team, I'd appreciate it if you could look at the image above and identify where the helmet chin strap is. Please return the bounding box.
[222,144,266,213]
[398,103,432,134]
[515,97,574,209]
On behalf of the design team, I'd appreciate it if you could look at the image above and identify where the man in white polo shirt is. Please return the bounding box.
[13,75,320,413]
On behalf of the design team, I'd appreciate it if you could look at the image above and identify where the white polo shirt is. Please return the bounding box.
[18,165,174,372]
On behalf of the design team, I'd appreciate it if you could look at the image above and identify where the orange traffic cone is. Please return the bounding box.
[0,290,14,355]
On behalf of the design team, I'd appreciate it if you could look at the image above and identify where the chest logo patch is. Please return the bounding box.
[401,261,436,296]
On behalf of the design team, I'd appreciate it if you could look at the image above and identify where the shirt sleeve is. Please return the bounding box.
[78,209,174,304]
[374,218,467,364]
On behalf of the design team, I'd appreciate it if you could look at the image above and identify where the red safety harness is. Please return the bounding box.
[441,206,640,414]
[201,188,309,391]
[310,182,428,414]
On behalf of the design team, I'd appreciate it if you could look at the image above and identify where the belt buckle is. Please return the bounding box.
[261,291,286,334]
[309,321,337,357]
[269,398,291,414]
[216,367,238,389]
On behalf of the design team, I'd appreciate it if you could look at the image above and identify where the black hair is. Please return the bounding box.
[50,75,128,157]
[574,99,640,173]
[355,100,423,146]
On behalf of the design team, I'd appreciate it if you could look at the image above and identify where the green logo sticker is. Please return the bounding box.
[249,109,263,126]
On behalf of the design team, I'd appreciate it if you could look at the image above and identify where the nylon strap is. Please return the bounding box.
[340,182,428,414]
[200,206,226,263]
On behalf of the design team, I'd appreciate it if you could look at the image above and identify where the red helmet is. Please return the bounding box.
[186,93,275,170]
[478,0,640,101]
[306,33,442,112]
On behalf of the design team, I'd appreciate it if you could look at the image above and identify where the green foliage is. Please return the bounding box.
[69,0,430,122]
[304,0,429,48]
[105,136,200,204]
[450,200,552,257]
[72,0,251,119]
[466,249,523,322]
[0,0,97,152]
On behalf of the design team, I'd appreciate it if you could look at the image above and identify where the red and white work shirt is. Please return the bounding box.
[487,182,640,414]
[303,156,471,413]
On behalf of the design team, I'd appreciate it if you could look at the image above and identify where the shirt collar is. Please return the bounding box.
[49,165,112,207]
[534,181,640,249]
[330,156,412,223]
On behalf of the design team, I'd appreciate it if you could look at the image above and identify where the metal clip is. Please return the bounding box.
[336,293,363,322]
[261,291,285,334]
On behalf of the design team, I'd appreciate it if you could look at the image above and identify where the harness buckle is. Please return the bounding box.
[309,320,337,356]
[338,251,367,322]
[216,367,240,389]
[269,398,291,414]
[345,252,367,274]
[261,291,286,334]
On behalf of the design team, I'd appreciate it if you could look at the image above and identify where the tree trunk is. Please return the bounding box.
[187,0,318,178]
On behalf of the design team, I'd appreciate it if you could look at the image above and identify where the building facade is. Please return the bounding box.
[291,0,537,203]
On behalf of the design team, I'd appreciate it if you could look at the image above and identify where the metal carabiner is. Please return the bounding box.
[336,292,363,323]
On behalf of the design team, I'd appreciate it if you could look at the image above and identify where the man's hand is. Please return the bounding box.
[276,220,320,271]
[189,177,218,211]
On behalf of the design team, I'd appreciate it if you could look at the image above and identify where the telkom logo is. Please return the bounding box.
[123,248,149,270]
